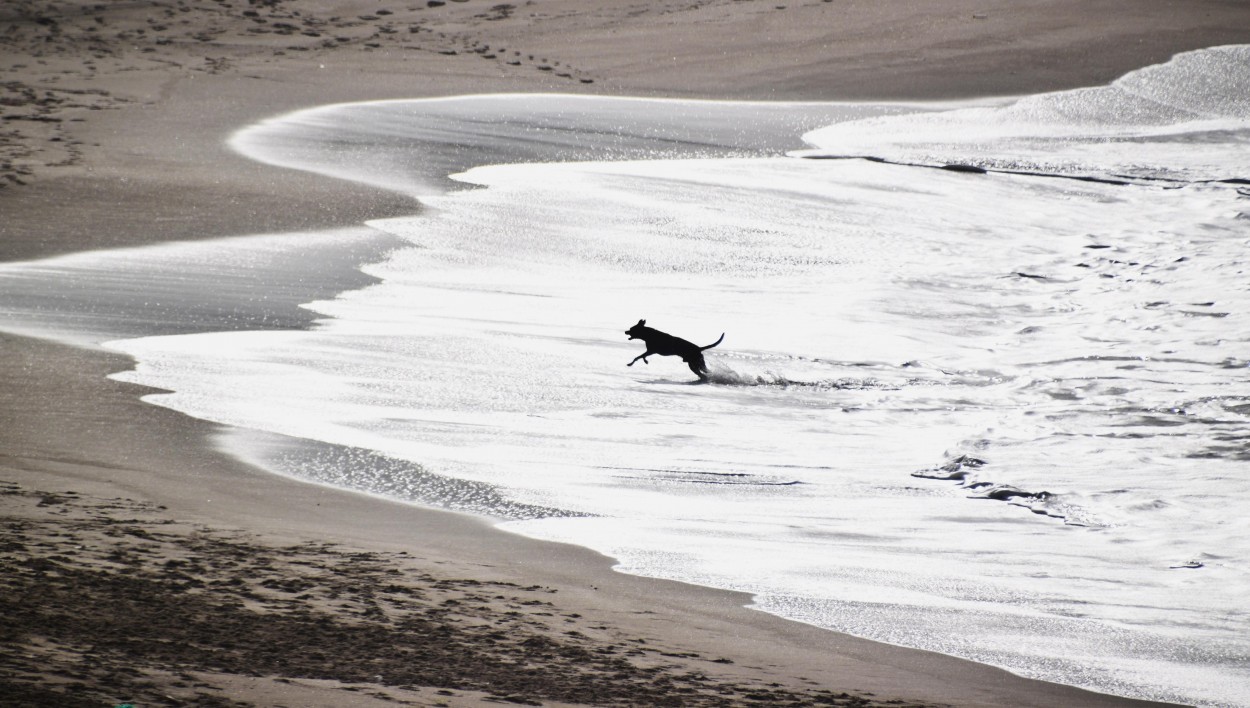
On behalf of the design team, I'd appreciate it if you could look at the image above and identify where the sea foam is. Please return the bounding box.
[4,46,1249,707]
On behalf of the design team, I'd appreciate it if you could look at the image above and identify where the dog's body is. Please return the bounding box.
[625,319,724,380]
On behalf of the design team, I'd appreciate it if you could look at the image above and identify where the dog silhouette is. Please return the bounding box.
[625,319,724,381]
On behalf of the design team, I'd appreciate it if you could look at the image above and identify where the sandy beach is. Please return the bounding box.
[4,1,1249,705]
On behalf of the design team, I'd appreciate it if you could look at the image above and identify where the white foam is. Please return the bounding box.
[16,46,1250,707]
[802,45,1250,183]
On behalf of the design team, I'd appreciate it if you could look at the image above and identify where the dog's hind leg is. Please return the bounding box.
[685,355,709,380]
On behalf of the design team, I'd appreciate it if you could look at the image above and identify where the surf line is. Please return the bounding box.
[803,154,1250,190]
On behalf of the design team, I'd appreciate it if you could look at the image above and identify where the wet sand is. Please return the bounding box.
[3,0,1248,705]
[2,480,920,707]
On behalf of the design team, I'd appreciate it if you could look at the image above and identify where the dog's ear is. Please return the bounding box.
[637,319,646,326]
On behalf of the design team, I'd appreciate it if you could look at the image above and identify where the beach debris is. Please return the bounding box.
[966,483,1053,502]
[913,453,1090,524]
[912,453,986,482]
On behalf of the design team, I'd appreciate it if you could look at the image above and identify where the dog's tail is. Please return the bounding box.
[701,333,725,351]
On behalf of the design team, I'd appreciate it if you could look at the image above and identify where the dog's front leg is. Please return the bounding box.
[628,352,652,366]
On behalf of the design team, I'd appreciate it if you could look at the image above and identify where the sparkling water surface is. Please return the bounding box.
[5,46,1249,707]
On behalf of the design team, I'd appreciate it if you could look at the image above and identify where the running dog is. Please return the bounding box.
[625,319,724,381]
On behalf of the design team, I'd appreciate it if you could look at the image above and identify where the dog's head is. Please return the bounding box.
[625,319,647,340]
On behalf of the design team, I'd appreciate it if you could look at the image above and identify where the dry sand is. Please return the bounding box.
[3,0,1249,705]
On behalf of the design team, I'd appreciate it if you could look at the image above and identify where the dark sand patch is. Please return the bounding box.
[0,481,924,708]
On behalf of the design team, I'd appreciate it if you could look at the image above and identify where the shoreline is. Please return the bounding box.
[7,0,1250,260]
[0,335,1175,708]
[4,0,1249,705]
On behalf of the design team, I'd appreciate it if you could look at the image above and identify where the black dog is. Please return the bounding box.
[625,319,724,381]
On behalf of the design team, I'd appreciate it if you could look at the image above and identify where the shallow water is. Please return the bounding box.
[5,46,1250,707]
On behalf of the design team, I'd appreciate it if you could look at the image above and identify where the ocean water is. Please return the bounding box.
[6,46,1250,706]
